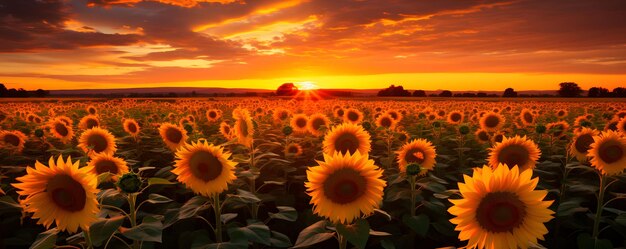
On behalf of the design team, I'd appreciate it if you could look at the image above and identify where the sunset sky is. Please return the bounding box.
[1,0,626,91]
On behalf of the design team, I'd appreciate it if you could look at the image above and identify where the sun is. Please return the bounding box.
[296,81,318,90]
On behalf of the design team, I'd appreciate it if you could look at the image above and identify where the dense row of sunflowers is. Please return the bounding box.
[0,98,625,249]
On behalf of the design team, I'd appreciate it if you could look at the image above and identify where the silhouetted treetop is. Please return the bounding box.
[557,82,583,97]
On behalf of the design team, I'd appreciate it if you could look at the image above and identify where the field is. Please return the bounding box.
[1,97,626,249]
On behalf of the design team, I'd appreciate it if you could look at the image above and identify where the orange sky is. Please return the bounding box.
[1,0,626,91]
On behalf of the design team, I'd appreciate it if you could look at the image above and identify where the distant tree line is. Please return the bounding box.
[377,83,626,98]
[0,83,49,98]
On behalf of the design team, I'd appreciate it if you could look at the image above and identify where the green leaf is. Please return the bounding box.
[557,199,589,217]
[269,231,292,248]
[336,219,370,249]
[227,221,271,246]
[147,177,176,186]
[30,228,58,249]
[268,206,297,222]
[374,209,392,221]
[122,215,163,243]
[145,193,173,204]
[90,216,125,247]
[0,195,21,210]
[228,189,261,204]
[577,233,612,249]
[402,214,429,236]
[293,220,335,248]
[179,196,210,220]
[96,172,114,185]
[380,239,396,249]
[221,213,238,224]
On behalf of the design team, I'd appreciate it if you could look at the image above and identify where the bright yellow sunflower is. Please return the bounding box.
[569,127,599,162]
[78,115,100,130]
[546,121,569,138]
[290,114,310,134]
[480,112,505,132]
[48,117,74,144]
[159,123,188,150]
[488,135,541,171]
[123,118,140,137]
[78,127,117,155]
[86,105,98,115]
[617,118,626,136]
[273,108,291,124]
[396,139,437,174]
[343,108,364,124]
[375,113,397,130]
[284,143,304,157]
[233,108,254,148]
[172,140,237,196]
[448,164,554,249]
[85,153,129,181]
[12,156,99,233]
[323,123,371,156]
[519,109,535,127]
[305,151,386,224]
[475,129,491,144]
[588,130,626,175]
[447,111,464,125]
[206,109,221,122]
[307,113,330,136]
[219,121,233,140]
[0,130,27,153]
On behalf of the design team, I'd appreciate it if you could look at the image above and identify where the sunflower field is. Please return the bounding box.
[1,98,625,249]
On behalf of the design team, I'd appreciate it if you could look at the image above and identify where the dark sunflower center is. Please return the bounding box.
[55,123,69,136]
[347,112,359,122]
[389,112,398,120]
[438,111,445,117]
[405,148,426,164]
[551,125,564,137]
[558,110,565,116]
[451,113,461,122]
[4,134,20,146]
[86,119,99,129]
[95,160,119,174]
[398,133,407,141]
[337,109,344,117]
[478,131,489,141]
[223,126,230,134]
[607,122,617,131]
[323,168,367,204]
[89,108,96,114]
[493,134,504,143]
[288,145,299,153]
[165,127,183,143]
[127,123,137,133]
[574,134,595,153]
[497,144,530,169]
[239,120,249,137]
[476,192,526,233]
[380,117,392,127]
[87,134,108,153]
[312,118,325,130]
[189,151,223,182]
[296,118,307,128]
[599,142,624,164]
[334,132,360,154]
[485,115,500,128]
[279,112,288,120]
[46,174,87,212]
[209,112,217,118]
[523,112,533,123]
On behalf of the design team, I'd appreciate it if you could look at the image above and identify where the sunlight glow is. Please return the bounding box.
[296,81,318,90]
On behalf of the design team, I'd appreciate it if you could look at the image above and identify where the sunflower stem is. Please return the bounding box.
[592,173,607,248]
[213,194,223,243]
[408,175,417,217]
[84,229,93,249]
[337,233,348,249]
[128,193,139,249]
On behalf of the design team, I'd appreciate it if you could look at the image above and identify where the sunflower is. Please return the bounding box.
[233,108,254,148]
[343,108,364,124]
[588,130,626,175]
[488,136,541,171]
[375,113,397,130]
[285,143,303,157]
[556,109,568,118]
[86,105,98,115]
[273,108,291,124]
[569,127,599,162]
[206,109,221,122]
[78,115,100,130]
[546,121,569,138]
[172,141,237,196]
[12,156,99,233]
[305,151,386,224]
[0,130,27,153]
[334,108,345,119]
[308,113,330,136]
[159,123,188,150]
[323,123,371,156]
[219,121,233,140]
[617,118,626,135]
[123,118,140,137]
[448,165,554,249]
[604,119,618,131]
[519,109,535,127]
[396,139,437,174]
[85,153,129,181]
[78,127,117,155]
[290,114,310,134]
[386,110,403,122]
[447,111,464,125]
[480,112,505,132]
[48,117,75,144]
[396,131,410,143]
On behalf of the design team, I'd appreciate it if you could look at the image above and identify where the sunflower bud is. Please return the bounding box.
[117,172,142,193]
[406,163,422,176]
[535,124,546,134]
[362,121,372,130]
[458,125,470,135]
[282,126,293,136]
[34,128,44,138]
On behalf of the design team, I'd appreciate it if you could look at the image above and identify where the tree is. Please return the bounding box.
[502,88,518,97]
[613,87,626,98]
[377,85,411,97]
[557,82,583,97]
[439,90,452,97]
[0,83,7,97]
[34,89,49,98]
[588,87,609,97]
[276,83,299,96]
[412,90,426,97]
